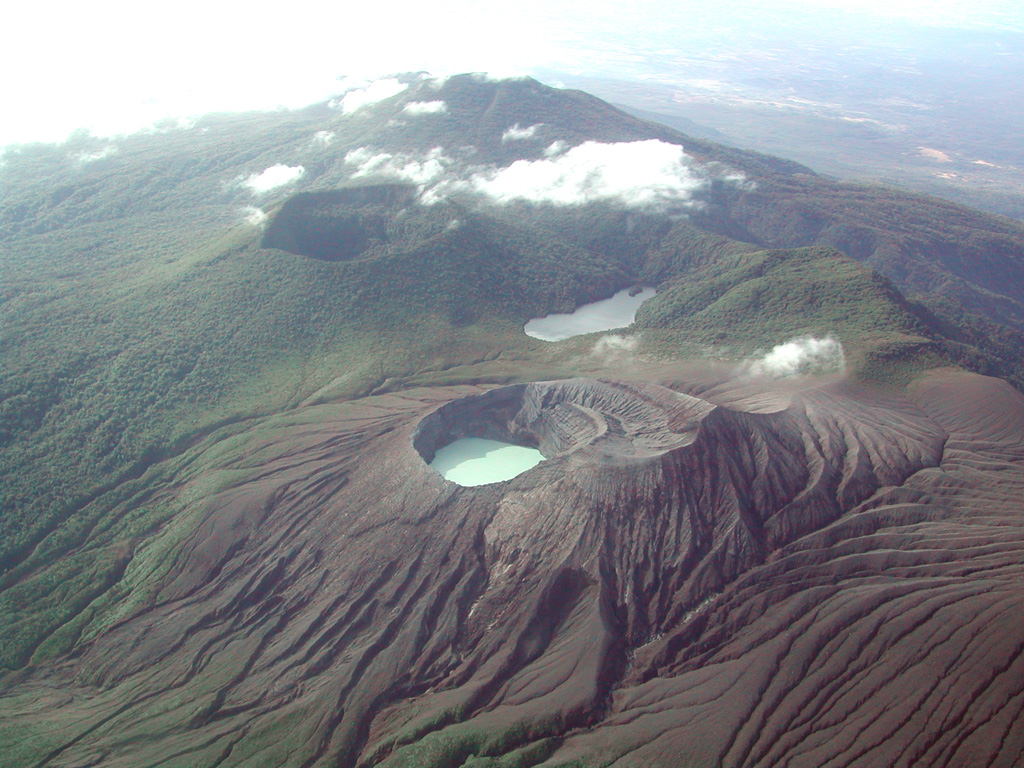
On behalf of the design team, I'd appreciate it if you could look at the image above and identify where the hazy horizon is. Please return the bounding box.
[3,0,1021,149]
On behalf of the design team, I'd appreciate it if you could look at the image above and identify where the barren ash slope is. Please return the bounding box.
[2,74,1024,767]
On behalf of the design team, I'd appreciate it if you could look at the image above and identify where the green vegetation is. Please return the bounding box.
[638,246,925,343]
[2,73,1024,722]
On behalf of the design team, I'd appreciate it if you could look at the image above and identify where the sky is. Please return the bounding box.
[1,0,1021,148]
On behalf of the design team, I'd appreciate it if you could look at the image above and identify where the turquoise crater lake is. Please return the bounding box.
[430,438,545,486]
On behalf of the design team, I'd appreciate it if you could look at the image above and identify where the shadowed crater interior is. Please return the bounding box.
[262,184,420,261]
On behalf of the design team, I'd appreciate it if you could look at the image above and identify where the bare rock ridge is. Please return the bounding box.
[5,372,1023,767]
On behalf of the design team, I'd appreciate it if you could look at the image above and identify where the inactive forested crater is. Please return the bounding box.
[262,184,423,262]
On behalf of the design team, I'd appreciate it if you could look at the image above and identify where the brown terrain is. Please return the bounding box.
[3,369,1024,767]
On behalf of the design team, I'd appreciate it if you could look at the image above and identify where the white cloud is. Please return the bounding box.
[402,100,448,115]
[720,169,757,192]
[470,71,533,83]
[74,144,117,164]
[592,333,640,361]
[241,164,305,193]
[313,130,335,145]
[421,74,453,89]
[543,140,569,157]
[154,116,197,132]
[429,140,710,209]
[330,78,409,114]
[502,123,542,141]
[345,146,452,185]
[242,206,268,227]
[746,336,845,377]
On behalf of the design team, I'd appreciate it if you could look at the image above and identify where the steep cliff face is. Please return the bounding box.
[5,371,1020,768]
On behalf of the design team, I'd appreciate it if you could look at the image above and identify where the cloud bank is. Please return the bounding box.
[242,164,305,193]
[345,147,452,185]
[747,336,845,377]
[428,140,712,209]
[402,100,448,115]
[342,140,744,213]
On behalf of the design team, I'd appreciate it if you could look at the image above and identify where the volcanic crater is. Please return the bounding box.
[262,184,423,262]
[413,380,711,475]
[6,372,1024,768]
